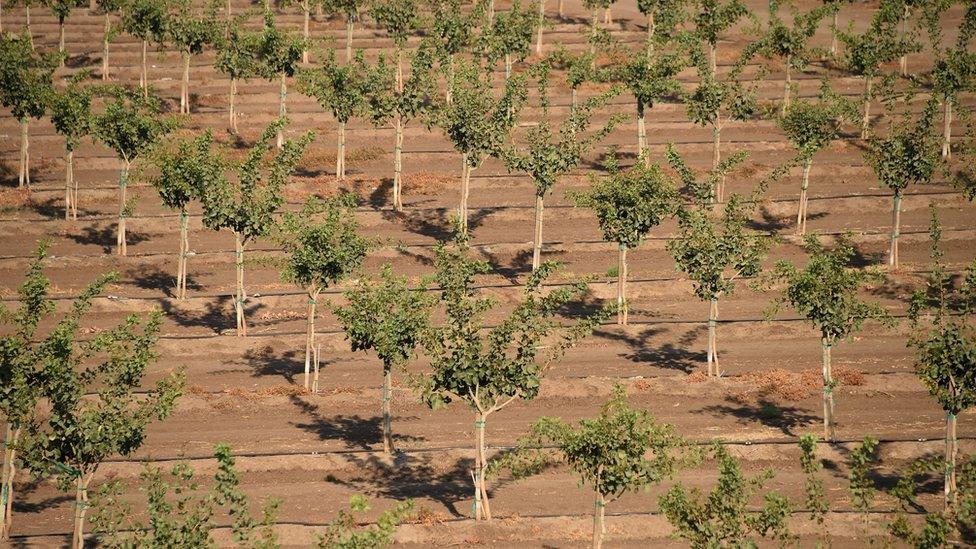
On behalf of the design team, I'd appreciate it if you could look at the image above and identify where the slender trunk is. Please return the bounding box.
[571,88,577,113]
[942,98,952,159]
[64,149,73,220]
[459,155,471,234]
[707,299,719,376]
[102,14,110,80]
[488,0,494,23]
[345,15,353,62]
[899,6,908,76]
[646,12,655,59]
[177,209,189,299]
[592,491,605,549]
[25,5,32,50]
[18,119,28,188]
[782,57,791,116]
[235,232,247,336]
[636,102,646,162]
[226,0,231,20]
[589,10,597,61]
[181,50,190,114]
[712,125,722,202]
[302,3,310,64]
[504,53,512,80]
[336,121,346,180]
[393,116,404,211]
[72,476,90,549]
[229,78,238,132]
[0,424,19,541]
[277,72,286,149]
[861,77,872,139]
[473,413,491,520]
[0,0,3,34]
[888,190,901,269]
[557,0,562,18]
[446,55,454,104]
[797,158,811,235]
[117,161,129,256]
[535,0,545,55]
[603,7,610,24]
[382,367,394,453]
[304,288,318,390]
[822,339,835,441]
[59,21,65,66]
[140,39,148,95]
[617,243,628,325]
[708,42,717,75]
[532,193,544,270]
[830,11,838,56]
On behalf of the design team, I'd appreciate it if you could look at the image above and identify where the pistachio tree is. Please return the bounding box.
[360,41,436,210]
[666,145,769,376]
[298,50,367,180]
[931,1,976,159]
[427,0,484,104]
[582,0,613,52]
[908,210,976,506]
[94,87,177,256]
[821,0,853,57]
[437,59,527,233]
[318,495,414,548]
[759,0,826,115]
[8,0,38,49]
[122,0,168,97]
[146,131,224,300]
[95,0,125,80]
[691,0,748,74]
[0,243,55,541]
[18,287,185,549]
[200,120,313,336]
[50,74,93,221]
[637,0,685,56]
[777,86,842,235]
[369,0,421,82]
[255,11,304,149]
[43,0,86,65]
[322,0,362,61]
[481,0,536,79]
[334,264,433,453]
[864,96,940,269]
[280,0,316,63]
[91,444,281,548]
[214,16,259,133]
[276,194,369,392]
[549,46,594,112]
[660,443,793,547]
[167,0,220,114]
[503,72,619,271]
[417,229,611,521]
[613,48,682,162]
[766,235,888,440]
[0,32,54,188]
[521,385,683,548]
[572,151,677,325]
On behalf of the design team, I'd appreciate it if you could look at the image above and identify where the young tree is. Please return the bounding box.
[91,444,281,548]
[298,49,367,180]
[255,11,304,149]
[690,0,748,74]
[503,72,619,272]
[437,59,527,233]
[666,145,769,376]
[572,151,677,325]
[200,120,312,337]
[322,0,362,61]
[481,0,536,79]
[0,243,55,541]
[765,235,889,440]
[43,0,86,65]
[520,385,683,548]
[167,0,220,115]
[93,87,177,256]
[50,74,94,221]
[369,0,421,80]
[318,495,414,548]
[613,48,682,162]
[122,0,168,97]
[759,0,826,115]
[637,0,685,56]
[659,443,793,547]
[821,0,853,57]
[864,96,940,269]
[427,0,484,104]
[777,86,842,235]
[908,209,976,506]
[94,0,125,80]
[17,285,185,549]
[582,0,613,52]
[8,0,38,49]
[276,194,369,392]
[0,32,54,188]
[146,131,224,300]
[214,16,260,133]
[417,229,611,521]
[797,435,828,530]
[931,1,976,159]
[280,0,316,63]
[548,46,594,113]
[334,264,432,453]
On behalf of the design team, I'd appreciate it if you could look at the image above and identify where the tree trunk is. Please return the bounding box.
[304,288,319,390]
[181,50,190,114]
[459,155,471,234]
[617,243,628,325]
[708,42,717,75]
[382,367,394,453]
[177,209,189,299]
[18,119,28,188]
[336,121,346,180]
[25,5,32,50]
[646,12,655,59]
[59,21,65,66]
[589,10,597,60]
[345,15,353,62]
[945,412,957,507]
[636,102,646,162]
[117,161,129,256]
[712,125,722,202]
[71,475,91,549]
[226,0,231,20]
[235,232,247,336]
[473,413,492,520]
[535,0,545,55]
[393,116,404,211]
[782,57,791,116]
[888,190,901,269]
[229,77,237,132]
[277,72,286,149]
[302,2,310,64]
[102,14,110,80]
[592,491,606,549]
[140,39,148,96]
[706,298,719,376]
[861,77,872,139]
[571,88,577,114]
[0,424,19,541]
[796,157,811,235]
[899,6,908,76]
[488,0,494,23]
[504,53,512,80]
[942,98,952,159]
[603,7,611,24]
[64,149,73,220]
[532,193,544,270]
[446,55,454,104]
[830,11,838,56]
[821,338,836,440]
[557,0,562,18]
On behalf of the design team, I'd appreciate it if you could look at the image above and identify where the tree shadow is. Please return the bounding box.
[159,296,264,334]
[288,395,426,451]
[380,206,501,242]
[65,53,96,69]
[747,204,827,233]
[121,264,202,297]
[696,396,820,436]
[598,325,705,373]
[484,248,533,284]
[0,161,15,187]
[234,344,308,384]
[848,241,887,268]
[27,197,100,219]
[66,225,152,254]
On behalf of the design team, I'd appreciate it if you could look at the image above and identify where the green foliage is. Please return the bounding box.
[427,0,485,61]
[299,50,368,124]
[359,41,437,126]
[44,0,86,24]
[322,0,362,17]
[570,150,677,249]
[659,443,794,548]
[848,436,879,518]
[759,0,827,72]
[616,49,683,115]
[798,434,828,525]
[665,146,768,302]
[683,38,760,131]
[865,96,940,194]
[94,87,177,164]
[214,17,261,81]
[369,0,420,47]
[200,120,313,242]
[480,0,537,69]
[146,130,224,212]
[167,0,221,55]
[767,234,889,344]
[317,495,414,548]
[548,45,594,92]
[122,0,169,44]
[91,444,282,548]
[777,85,842,160]
[255,11,304,79]
[0,32,55,122]
[886,456,953,548]
[838,1,913,79]
[636,0,686,42]
[691,0,748,49]
[49,75,94,153]
[276,194,369,294]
